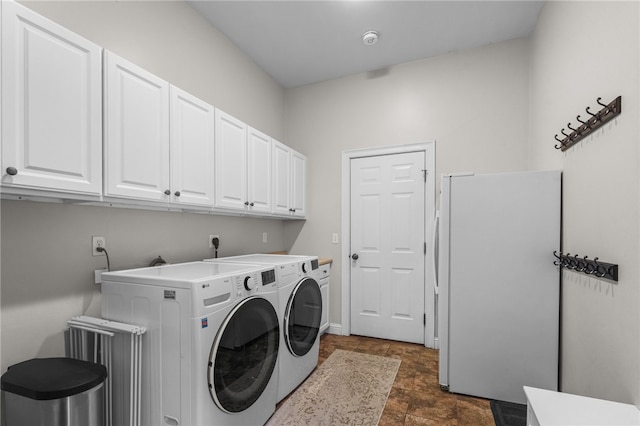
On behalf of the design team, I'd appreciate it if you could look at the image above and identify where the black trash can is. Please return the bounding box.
[1,358,107,426]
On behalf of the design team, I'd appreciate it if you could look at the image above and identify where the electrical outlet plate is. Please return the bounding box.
[209,235,220,248]
[95,268,107,284]
[332,233,339,244]
[92,236,106,256]
[263,232,268,243]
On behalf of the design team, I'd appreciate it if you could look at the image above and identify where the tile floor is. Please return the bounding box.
[317,333,495,426]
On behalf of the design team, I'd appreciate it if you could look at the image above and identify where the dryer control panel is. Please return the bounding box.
[233,267,277,297]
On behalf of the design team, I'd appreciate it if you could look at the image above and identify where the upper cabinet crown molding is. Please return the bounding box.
[1,0,103,195]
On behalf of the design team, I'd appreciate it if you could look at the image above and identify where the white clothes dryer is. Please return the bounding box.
[204,254,321,402]
[101,261,279,426]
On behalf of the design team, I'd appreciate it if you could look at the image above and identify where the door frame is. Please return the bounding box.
[341,142,436,347]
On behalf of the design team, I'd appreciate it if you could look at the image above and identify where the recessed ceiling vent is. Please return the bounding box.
[362,31,379,46]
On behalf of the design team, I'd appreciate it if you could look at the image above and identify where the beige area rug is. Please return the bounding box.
[266,349,401,425]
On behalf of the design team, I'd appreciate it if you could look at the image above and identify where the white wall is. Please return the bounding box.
[284,38,531,330]
[1,1,287,374]
[529,1,639,405]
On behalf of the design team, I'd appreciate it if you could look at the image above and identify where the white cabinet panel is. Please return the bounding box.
[272,140,291,216]
[291,150,306,217]
[272,140,306,218]
[247,127,272,213]
[1,1,102,195]
[104,51,170,201]
[170,86,214,207]
[215,109,247,210]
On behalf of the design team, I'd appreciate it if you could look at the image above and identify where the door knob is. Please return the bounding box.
[351,253,359,260]
[174,191,181,197]
[164,189,171,195]
[6,167,17,176]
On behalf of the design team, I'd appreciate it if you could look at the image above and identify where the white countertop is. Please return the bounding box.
[524,386,640,425]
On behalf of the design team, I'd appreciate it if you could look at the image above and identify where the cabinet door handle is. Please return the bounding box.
[164,189,171,195]
[250,202,254,207]
[174,191,181,197]
[244,201,250,206]
[6,167,18,176]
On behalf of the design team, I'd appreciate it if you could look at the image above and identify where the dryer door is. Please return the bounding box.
[284,277,322,357]
[208,296,279,413]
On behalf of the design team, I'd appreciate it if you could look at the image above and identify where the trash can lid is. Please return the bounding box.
[1,358,107,400]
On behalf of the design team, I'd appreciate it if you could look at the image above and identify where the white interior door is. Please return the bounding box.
[350,151,426,344]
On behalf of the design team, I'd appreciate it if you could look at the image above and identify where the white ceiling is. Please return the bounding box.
[188,1,544,89]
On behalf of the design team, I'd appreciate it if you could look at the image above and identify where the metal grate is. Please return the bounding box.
[67,316,146,426]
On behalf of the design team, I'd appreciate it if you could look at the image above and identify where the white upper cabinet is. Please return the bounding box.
[1,1,102,195]
[214,110,273,214]
[272,140,292,216]
[272,140,306,218]
[170,86,215,207]
[103,50,170,202]
[215,109,247,210]
[291,149,306,217]
[247,127,272,214]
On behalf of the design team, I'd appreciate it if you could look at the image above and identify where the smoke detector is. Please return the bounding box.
[362,31,379,46]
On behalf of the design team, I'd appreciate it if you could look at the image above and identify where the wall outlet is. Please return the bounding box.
[209,235,220,248]
[332,233,339,244]
[92,236,106,256]
[263,232,268,243]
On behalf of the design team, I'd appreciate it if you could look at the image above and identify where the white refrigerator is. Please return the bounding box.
[437,170,561,404]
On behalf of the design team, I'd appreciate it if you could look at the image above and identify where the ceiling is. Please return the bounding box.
[188,1,544,89]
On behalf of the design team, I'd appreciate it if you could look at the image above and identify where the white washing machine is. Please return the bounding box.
[101,261,280,426]
[311,263,330,335]
[204,254,321,402]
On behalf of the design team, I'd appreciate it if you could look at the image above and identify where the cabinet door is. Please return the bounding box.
[247,127,272,213]
[104,51,170,201]
[215,109,247,210]
[1,1,102,195]
[291,149,306,217]
[272,140,291,216]
[170,86,214,207]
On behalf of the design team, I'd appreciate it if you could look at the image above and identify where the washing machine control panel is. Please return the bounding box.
[233,267,277,296]
[300,258,319,275]
[243,276,255,291]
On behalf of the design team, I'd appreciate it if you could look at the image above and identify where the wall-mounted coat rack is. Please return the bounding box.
[553,251,618,282]
[554,96,622,151]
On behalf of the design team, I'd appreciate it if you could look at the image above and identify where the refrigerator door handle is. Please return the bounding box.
[432,211,440,295]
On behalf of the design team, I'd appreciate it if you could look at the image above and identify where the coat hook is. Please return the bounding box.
[585,106,597,117]
[554,135,565,149]
[576,115,586,124]
[553,251,562,266]
[596,97,610,115]
[591,257,600,275]
[561,128,570,137]
[567,122,577,132]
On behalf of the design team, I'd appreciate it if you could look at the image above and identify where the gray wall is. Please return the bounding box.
[1,0,288,373]
[284,38,531,334]
[529,1,639,406]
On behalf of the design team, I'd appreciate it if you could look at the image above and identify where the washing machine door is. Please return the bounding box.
[284,277,322,357]
[208,296,279,413]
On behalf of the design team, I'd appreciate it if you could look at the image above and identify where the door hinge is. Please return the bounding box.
[423,313,426,325]
[424,242,427,255]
